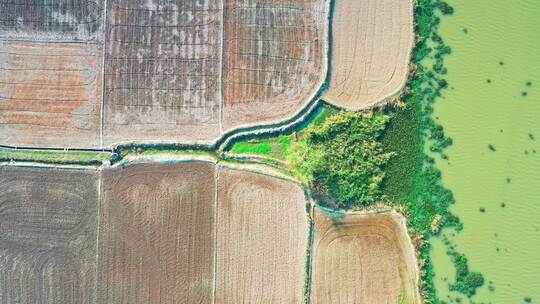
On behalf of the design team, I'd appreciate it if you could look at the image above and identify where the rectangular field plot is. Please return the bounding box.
[0,40,102,148]
[0,0,103,41]
[0,165,99,304]
[323,0,413,110]
[103,0,328,145]
[222,0,327,131]
[216,167,309,304]
[99,162,216,304]
[103,0,223,145]
[311,208,420,304]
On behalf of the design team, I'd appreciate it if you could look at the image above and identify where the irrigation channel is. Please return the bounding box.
[430,0,540,303]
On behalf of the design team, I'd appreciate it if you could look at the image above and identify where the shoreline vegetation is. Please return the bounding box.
[0,0,487,303]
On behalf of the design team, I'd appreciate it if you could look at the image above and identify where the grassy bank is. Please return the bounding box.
[0,148,111,166]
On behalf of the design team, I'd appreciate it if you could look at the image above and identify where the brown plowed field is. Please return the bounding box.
[215,167,308,304]
[311,208,420,304]
[0,165,99,304]
[323,0,413,110]
[221,0,328,131]
[0,40,102,147]
[99,162,216,304]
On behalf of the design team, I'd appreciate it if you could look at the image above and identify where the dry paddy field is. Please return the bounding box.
[216,167,308,303]
[311,207,420,304]
[103,0,328,145]
[0,162,316,303]
[0,0,330,148]
[0,165,99,304]
[98,162,217,304]
[0,1,103,148]
[0,0,416,147]
[324,0,414,110]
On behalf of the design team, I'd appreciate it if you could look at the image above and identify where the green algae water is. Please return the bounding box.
[430,0,540,303]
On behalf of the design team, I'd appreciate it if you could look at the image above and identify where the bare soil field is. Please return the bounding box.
[104,0,328,145]
[102,0,223,145]
[0,165,99,304]
[221,0,328,132]
[0,0,103,41]
[311,208,420,304]
[0,162,425,303]
[0,40,103,148]
[1,0,328,147]
[323,0,413,110]
[99,162,216,304]
[215,167,309,304]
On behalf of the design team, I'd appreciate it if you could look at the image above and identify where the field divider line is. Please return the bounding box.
[95,170,103,302]
[218,0,225,134]
[100,0,110,148]
[212,162,220,304]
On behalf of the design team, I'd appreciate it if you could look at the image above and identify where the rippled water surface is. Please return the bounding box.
[431,0,540,303]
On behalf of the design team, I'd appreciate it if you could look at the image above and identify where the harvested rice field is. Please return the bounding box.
[311,207,420,304]
[0,0,329,148]
[221,0,328,132]
[0,0,103,41]
[102,0,223,145]
[103,0,328,145]
[0,40,103,148]
[215,167,309,303]
[0,0,103,148]
[0,165,99,304]
[99,162,216,304]
[0,162,325,303]
[323,0,413,110]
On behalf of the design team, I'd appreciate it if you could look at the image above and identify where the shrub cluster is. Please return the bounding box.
[291,112,394,208]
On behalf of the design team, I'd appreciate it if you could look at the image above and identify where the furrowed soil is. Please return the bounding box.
[0,161,422,303]
[99,162,216,304]
[311,207,420,304]
[102,0,223,145]
[0,165,99,304]
[0,41,102,148]
[1,0,329,148]
[0,0,103,148]
[323,0,413,110]
[215,167,309,304]
[221,0,328,132]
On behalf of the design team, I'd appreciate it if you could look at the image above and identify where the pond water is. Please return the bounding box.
[431,0,540,303]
